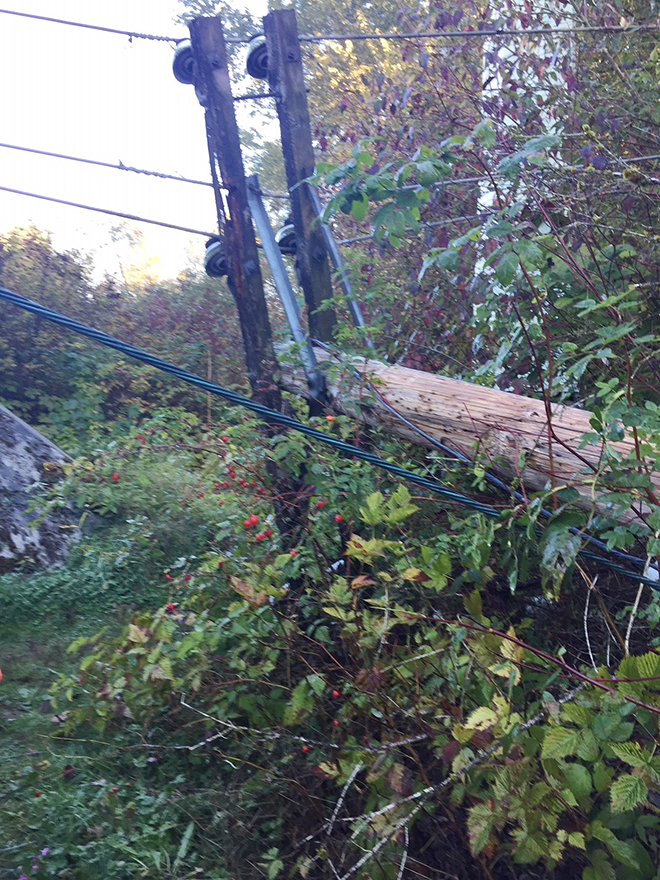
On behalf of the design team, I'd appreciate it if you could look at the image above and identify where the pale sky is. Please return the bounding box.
[0,1,268,284]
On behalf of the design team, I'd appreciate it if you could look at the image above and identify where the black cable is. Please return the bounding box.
[0,285,657,589]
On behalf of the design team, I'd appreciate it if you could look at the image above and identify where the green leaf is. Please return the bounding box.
[173,821,195,870]
[542,727,581,759]
[610,774,647,814]
[350,194,369,221]
[609,741,649,769]
[562,762,592,800]
[496,251,519,285]
[467,803,495,854]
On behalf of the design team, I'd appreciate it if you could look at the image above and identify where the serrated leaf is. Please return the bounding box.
[568,831,586,850]
[465,706,499,731]
[542,727,581,759]
[577,730,600,762]
[560,704,594,727]
[609,741,648,768]
[127,624,149,644]
[610,774,647,814]
[467,803,494,854]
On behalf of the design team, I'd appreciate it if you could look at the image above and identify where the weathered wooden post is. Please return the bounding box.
[263,9,338,344]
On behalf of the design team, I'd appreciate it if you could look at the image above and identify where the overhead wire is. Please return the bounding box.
[0,285,658,590]
[1,9,655,45]
[0,184,215,237]
[299,23,660,43]
[0,7,178,41]
[0,142,213,188]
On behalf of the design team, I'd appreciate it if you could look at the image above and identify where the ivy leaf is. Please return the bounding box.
[541,726,581,759]
[610,774,647,814]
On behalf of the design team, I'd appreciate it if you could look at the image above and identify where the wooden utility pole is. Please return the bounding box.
[189,16,280,410]
[263,9,337,343]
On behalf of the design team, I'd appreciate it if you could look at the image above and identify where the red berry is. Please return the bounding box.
[219,499,224,505]
[317,500,325,509]
[217,560,224,567]
[249,515,259,526]
[166,603,175,613]
[183,574,191,582]
[333,720,340,727]
[362,735,369,743]
[224,481,230,488]
[332,690,340,699]
[255,533,264,541]
[250,481,257,488]
[112,786,119,793]
[264,528,273,538]
[221,435,229,443]
[290,550,297,557]
[326,415,334,423]
[214,483,220,489]
[302,745,310,754]
[198,492,204,497]
[334,514,343,523]
[165,573,172,580]
[35,791,41,797]
[244,519,251,529]
[111,472,119,483]
[257,487,265,495]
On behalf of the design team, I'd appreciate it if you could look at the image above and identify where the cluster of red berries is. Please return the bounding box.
[254,529,273,541]
[243,514,259,529]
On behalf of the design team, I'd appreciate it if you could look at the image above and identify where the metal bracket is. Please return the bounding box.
[246,174,326,404]
[305,183,374,350]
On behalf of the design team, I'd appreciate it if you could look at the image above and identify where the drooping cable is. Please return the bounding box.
[0,285,657,589]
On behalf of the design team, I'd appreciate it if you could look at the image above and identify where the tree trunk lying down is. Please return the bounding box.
[280,348,659,526]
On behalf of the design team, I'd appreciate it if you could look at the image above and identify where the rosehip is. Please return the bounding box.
[244,520,251,529]
[165,573,172,580]
[317,500,325,509]
[255,533,264,541]
[257,487,265,495]
[166,603,175,613]
[249,515,259,526]
[302,745,310,754]
[265,528,273,538]
[326,415,334,422]
[183,574,191,582]
[35,791,41,797]
[333,720,340,727]
[224,481,230,488]
[217,560,224,567]
[221,435,229,443]
[198,492,204,497]
[214,483,220,489]
[334,514,343,523]
[290,550,297,557]
[250,481,257,488]
[219,499,224,505]
[112,786,119,793]
[111,472,119,483]
[332,690,340,699]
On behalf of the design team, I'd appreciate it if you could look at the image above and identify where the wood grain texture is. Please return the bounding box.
[282,348,659,524]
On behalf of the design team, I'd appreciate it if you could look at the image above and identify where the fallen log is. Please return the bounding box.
[281,348,660,525]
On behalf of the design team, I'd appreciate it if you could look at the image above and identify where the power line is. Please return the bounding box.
[0,142,213,188]
[0,184,215,237]
[1,9,655,47]
[1,284,657,589]
[299,23,660,43]
[0,7,178,41]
